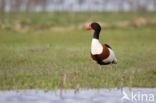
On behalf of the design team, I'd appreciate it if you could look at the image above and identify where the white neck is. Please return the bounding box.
[91,38,103,55]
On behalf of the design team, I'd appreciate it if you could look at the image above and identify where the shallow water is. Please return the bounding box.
[0,87,155,103]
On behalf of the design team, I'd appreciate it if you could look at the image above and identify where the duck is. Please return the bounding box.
[86,22,117,66]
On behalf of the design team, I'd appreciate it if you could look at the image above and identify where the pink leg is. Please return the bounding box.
[99,65,102,70]
[110,62,112,69]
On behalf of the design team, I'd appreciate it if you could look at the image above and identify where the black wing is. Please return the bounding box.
[105,44,112,49]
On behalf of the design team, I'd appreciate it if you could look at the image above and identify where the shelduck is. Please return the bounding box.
[86,22,117,66]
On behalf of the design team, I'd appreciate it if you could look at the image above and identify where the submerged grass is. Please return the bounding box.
[0,12,156,90]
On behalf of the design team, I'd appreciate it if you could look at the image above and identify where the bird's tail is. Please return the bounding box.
[113,58,117,64]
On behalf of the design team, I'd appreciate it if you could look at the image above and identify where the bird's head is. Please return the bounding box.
[86,22,101,32]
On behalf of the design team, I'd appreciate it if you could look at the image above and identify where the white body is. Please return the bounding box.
[103,48,117,63]
[91,38,117,63]
[91,38,103,55]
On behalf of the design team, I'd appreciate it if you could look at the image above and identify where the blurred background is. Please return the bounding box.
[0,0,156,30]
[0,0,156,12]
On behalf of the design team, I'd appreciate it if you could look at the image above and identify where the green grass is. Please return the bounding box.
[0,12,156,90]
[0,11,156,28]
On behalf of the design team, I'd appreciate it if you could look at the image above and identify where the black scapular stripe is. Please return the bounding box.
[105,44,112,49]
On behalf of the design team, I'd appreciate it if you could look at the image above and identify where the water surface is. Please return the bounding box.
[0,87,155,103]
